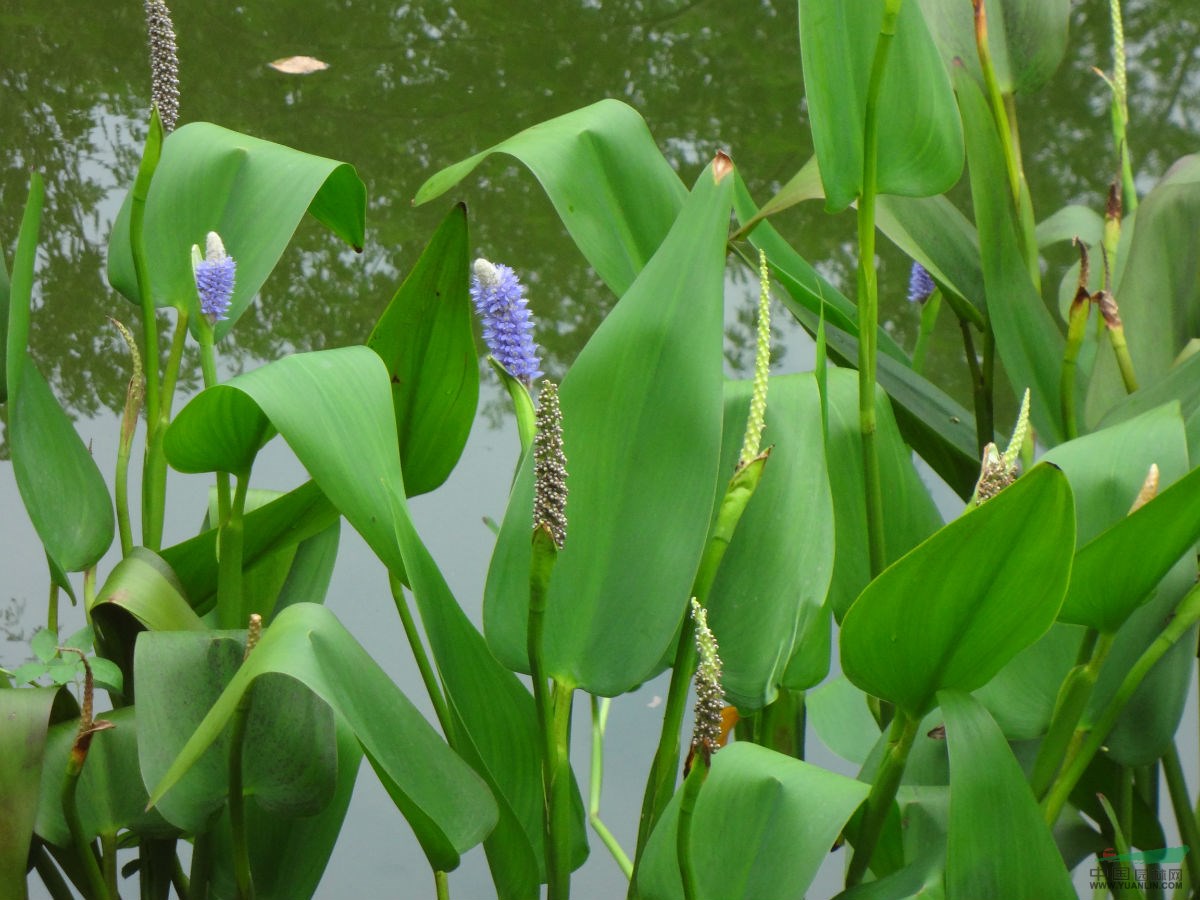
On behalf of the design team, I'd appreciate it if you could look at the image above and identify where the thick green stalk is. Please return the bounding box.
[110,318,145,557]
[435,871,450,900]
[389,575,453,736]
[137,306,191,551]
[199,328,233,538]
[1108,0,1138,214]
[227,687,255,900]
[676,761,707,900]
[845,710,919,887]
[63,764,110,900]
[856,0,901,579]
[216,474,249,630]
[188,833,211,900]
[590,696,633,879]
[1044,582,1200,824]
[549,683,575,900]
[529,525,564,893]
[959,321,991,455]
[1030,629,1113,798]
[630,455,768,886]
[911,289,941,375]
[1162,742,1200,891]
[101,832,117,898]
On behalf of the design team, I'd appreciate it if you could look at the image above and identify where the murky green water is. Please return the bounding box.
[4,1,1199,897]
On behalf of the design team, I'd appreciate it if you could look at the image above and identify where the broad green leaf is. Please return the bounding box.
[734,181,981,496]
[808,676,882,765]
[31,628,57,663]
[161,479,340,613]
[6,175,114,572]
[206,717,363,900]
[367,203,478,496]
[841,464,1075,716]
[1060,456,1200,632]
[637,743,870,900]
[779,600,832,691]
[414,99,685,297]
[484,158,734,695]
[1043,404,1197,764]
[1098,349,1200,453]
[1086,156,1200,425]
[390,499,583,898]
[940,690,1074,898]
[972,623,1083,740]
[1036,204,1105,249]
[169,345,574,893]
[144,605,496,871]
[107,123,366,340]
[706,376,834,709]
[136,631,339,832]
[824,369,944,620]
[0,687,58,891]
[918,0,1070,94]
[35,707,174,845]
[798,0,964,212]
[956,66,1067,444]
[163,384,275,475]
[90,547,206,632]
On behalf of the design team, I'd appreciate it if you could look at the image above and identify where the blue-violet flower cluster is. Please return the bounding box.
[470,258,543,385]
[192,232,236,323]
[907,262,936,304]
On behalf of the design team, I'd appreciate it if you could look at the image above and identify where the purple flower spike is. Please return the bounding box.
[907,262,936,304]
[192,232,236,323]
[470,258,543,384]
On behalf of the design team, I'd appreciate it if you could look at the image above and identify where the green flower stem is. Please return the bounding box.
[171,853,190,900]
[1108,0,1138,214]
[1044,582,1200,825]
[856,0,901,579]
[760,689,805,760]
[845,709,919,887]
[1030,629,1113,799]
[130,112,163,444]
[198,326,233,535]
[111,318,145,558]
[227,685,255,900]
[100,832,117,898]
[63,758,111,900]
[140,308,188,553]
[490,358,537,455]
[590,696,633,878]
[1162,742,1200,890]
[549,682,575,900]
[676,760,708,900]
[630,455,769,887]
[389,575,453,736]
[911,289,941,375]
[216,474,249,630]
[159,307,189,418]
[189,833,212,900]
[958,320,991,455]
[1108,323,1139,394]
[435,871,450,900]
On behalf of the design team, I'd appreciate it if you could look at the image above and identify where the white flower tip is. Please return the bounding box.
[473,258,500,287]
[205,231,227,261]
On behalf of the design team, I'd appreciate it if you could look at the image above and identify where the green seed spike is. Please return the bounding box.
[739,250,772,468]
[689,598,725,768]
[1002,388,1031,470]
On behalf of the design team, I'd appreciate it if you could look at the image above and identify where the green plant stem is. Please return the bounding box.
[1030,629,1113,798]
[63,763,111,900]
[855,0,900,580]
[48,580,59,634]
[199,329,233,539]
[676,761,707,900]
[160,307,189,420]
[31,842,74,900]
[171,855,190,900]
[189,832,211,900]
[100,832,117,898]
[131,118,162,445]
[1044,582,1200,825]
[389,574,453,736]
[630,456,769,888]
[228,687,255,900]
[216,473,249,630]
[846,709,919,887]
[139,307,190,552]
[1162,742,1200,890]
[529,525,564,893]
[911,289,941,375]
[980,326,996,446]
[549,682,575,900]
[435,870,450,900]
[139,838,173,900]
[959,320,990,455]
[590,696,633,878]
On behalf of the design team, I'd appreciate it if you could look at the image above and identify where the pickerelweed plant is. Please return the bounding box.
[7,1,1200,899]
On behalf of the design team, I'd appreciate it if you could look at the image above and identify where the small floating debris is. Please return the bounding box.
[268,56,329,74]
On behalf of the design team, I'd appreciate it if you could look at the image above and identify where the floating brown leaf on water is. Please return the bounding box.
[268,56,329,75]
